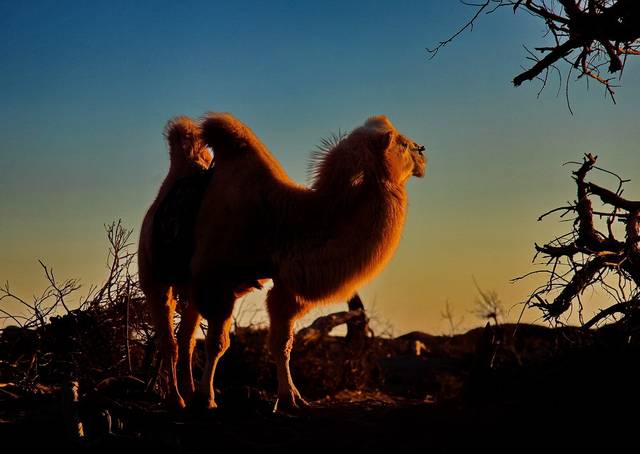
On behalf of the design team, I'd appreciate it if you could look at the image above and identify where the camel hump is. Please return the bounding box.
[200,112,267,156]
[164,116,212,170]
[363,115,397,134]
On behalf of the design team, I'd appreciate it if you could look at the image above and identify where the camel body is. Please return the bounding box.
[191,139,407,310]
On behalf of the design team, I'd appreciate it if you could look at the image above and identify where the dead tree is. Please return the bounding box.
[296,293,371,346]
[345,293,370,344]
[0,221,154,389]
[515,153,640,329]
[472,281,505,327]
[428,1,640,106]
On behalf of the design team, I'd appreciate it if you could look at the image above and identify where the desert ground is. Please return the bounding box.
[2,312,638,452]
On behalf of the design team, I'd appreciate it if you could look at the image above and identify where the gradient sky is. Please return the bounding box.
[1,0,639,335]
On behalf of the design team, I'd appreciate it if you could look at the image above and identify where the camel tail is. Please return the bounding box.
[164,116,211,170]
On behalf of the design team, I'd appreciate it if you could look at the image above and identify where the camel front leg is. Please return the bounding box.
[191,286,235,410]
[266,285,309,411]
[196,314,233,409]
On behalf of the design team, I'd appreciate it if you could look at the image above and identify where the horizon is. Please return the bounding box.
[1,0,639,335]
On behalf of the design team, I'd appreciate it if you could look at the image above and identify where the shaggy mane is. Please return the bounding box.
[307,130,349,185]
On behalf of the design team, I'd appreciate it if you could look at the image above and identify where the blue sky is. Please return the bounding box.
[1,1,639,334]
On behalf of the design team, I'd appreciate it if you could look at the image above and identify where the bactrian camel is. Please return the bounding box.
[138,113,426,410]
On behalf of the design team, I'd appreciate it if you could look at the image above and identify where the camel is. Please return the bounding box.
[139,113,426,411]
[138,116,212,407]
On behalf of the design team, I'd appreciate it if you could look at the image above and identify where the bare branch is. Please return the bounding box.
[518,154,639,325]
[428,0,640,104]
[426,1,493,58]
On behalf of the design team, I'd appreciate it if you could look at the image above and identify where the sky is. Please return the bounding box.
[1,0,639,335]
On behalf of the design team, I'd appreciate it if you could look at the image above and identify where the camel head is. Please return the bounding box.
[360,115,427,184]
[164,116,212,172]
[311,115,426,191]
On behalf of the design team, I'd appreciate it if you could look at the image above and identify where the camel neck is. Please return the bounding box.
[272,179,408,302]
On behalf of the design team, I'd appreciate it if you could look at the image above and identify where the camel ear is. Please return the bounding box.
[374,131,394,153]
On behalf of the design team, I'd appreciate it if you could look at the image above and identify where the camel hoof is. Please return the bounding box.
[273,394,311,414]
[293,388,310,408]
[296,396,311,408]
[189,391,218,412]
[167,394,186,411]
[180,384,196,405]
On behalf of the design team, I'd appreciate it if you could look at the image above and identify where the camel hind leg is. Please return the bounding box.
[176,301,201,403]
[147,285,185,409]
[266,284,311,411]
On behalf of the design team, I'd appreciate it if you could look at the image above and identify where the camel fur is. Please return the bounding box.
[139,113,426,410]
